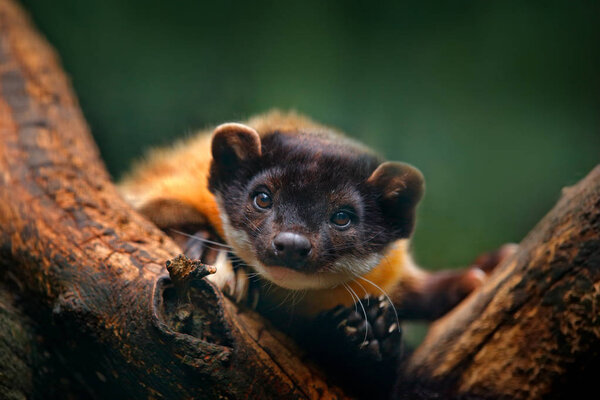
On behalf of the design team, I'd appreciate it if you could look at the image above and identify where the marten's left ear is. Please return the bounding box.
[367,162,425,237]
[211,123,262,171]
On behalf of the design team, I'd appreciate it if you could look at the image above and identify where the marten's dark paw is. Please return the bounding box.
[309,296,403,398]
[471,243,519,274]
[319,295,403,363]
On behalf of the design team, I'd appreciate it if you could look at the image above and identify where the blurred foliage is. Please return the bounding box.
[21,0,599,270]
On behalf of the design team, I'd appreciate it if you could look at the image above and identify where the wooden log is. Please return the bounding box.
[401,166,600,399]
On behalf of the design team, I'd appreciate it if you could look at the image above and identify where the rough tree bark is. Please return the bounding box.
[0,0,598,399]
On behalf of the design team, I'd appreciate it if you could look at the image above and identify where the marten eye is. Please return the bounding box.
[253,192,272,210]
[331,211,351,228]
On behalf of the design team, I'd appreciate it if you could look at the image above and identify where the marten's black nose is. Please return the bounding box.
[272,232,312,268]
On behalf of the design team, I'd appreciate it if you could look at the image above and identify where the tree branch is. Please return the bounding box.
[401,166,600,399]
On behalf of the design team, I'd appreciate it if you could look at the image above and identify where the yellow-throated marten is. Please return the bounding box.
[119,110,512,397]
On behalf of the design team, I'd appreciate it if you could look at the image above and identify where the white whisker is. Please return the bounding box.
[345,283,369,343]
[353,278,369,302]
[170,228,233,249]
[343,283,359,313]
[356,274,400,329]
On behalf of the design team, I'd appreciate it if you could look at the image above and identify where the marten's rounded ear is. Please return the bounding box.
[211,123,261,169]
[367,162,425,237]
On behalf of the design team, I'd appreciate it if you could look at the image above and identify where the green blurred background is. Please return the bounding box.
[21,0,599,268]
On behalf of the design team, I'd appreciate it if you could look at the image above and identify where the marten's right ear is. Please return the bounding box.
[211,123,261,171]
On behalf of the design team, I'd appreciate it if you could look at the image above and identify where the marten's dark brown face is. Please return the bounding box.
[208,123,424,290]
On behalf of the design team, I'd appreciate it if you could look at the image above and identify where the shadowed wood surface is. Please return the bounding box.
[0,283,34,400]
[0,0,599,399]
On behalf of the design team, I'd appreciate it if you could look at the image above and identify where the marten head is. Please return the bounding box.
[208,123,424,290]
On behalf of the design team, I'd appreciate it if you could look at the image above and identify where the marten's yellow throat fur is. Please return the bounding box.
[119,110,492,319]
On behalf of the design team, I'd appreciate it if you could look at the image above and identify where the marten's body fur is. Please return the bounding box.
[120,110,486,321]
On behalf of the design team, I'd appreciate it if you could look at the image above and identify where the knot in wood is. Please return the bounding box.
[166,254,217,303]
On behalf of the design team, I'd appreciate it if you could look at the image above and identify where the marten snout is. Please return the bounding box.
[271,232,312,269]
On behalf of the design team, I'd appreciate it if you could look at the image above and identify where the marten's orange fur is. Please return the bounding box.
[119,111,469,316]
